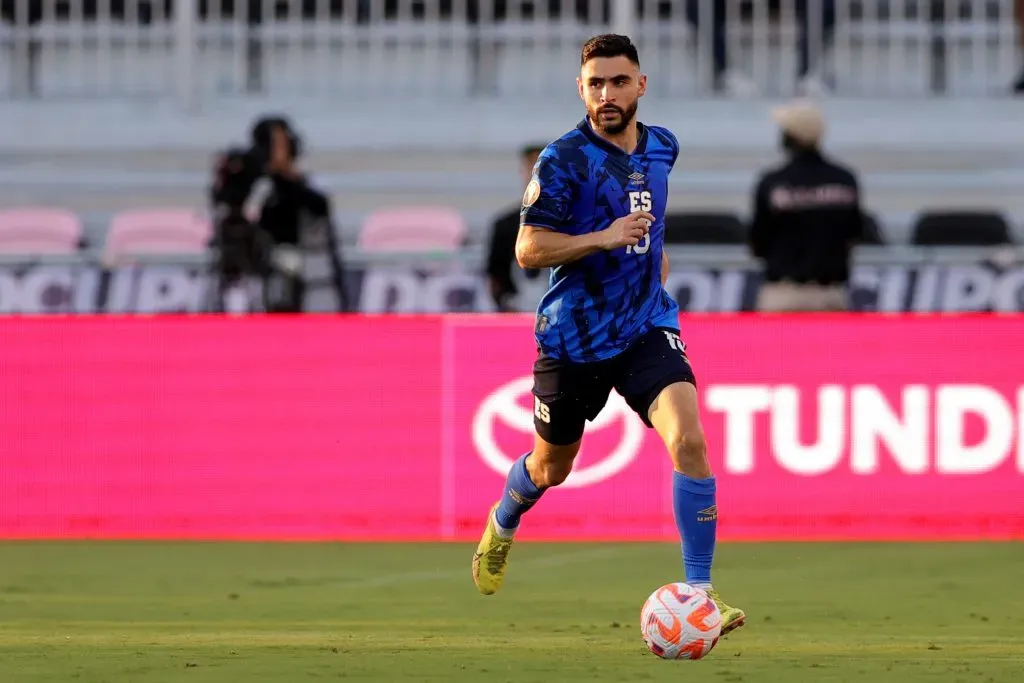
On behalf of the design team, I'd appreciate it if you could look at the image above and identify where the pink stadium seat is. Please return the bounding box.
[358,207,467,251]
[104,209,213,262]
[0,207,83,254]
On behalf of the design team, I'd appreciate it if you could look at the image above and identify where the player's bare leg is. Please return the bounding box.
[523,435,582,488]
[648,381,747,634]
[472,435,581,595]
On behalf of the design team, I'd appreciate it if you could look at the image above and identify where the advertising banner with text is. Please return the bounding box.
[0,316,1022,541]
[2,259,1024,313]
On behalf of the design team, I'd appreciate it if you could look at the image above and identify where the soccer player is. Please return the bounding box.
[471,33,746,635]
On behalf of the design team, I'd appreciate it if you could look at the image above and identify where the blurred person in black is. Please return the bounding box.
[484,144,544,311]
[749,100,861,312]
[210,116,348,313]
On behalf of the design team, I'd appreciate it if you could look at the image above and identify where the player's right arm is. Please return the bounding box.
[517,216,653,269]
[516,148,653,269]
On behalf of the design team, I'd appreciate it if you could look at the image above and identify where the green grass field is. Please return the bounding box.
[0,542,1021,682]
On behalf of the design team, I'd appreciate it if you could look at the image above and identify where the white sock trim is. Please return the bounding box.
[492,512,517,539]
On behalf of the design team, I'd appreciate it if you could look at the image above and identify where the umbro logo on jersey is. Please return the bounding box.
[628,172,646,186]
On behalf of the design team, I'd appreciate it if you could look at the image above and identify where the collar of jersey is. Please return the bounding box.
[578,118,649,157]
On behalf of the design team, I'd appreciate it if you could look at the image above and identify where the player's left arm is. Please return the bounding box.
[660,128,679,286]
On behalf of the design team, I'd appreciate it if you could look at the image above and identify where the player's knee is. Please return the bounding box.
[528,453,575,488]
[665,429,710,477]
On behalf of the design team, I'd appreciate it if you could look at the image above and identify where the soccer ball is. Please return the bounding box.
[640,583,722,660]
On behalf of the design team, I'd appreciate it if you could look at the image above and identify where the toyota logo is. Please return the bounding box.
[472,376,645,488]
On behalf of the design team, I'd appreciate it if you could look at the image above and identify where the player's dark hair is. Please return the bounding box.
[580,34,640,67]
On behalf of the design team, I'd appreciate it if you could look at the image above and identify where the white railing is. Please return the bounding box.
[1,1,1019,104]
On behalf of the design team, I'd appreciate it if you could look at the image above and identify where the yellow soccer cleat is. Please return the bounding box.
[471,502,514,595]
[706,589,747,635]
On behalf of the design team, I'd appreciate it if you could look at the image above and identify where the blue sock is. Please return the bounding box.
[494,453,544,532]
[673,472,717,586]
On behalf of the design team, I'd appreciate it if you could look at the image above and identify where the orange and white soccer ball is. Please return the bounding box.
[640,582,722,660]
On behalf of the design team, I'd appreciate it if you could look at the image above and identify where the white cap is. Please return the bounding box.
[771,99,825,146]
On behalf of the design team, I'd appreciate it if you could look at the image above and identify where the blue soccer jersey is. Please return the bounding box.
[521,118,681,363]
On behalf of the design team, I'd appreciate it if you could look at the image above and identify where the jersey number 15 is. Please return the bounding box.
[626,190,652,255]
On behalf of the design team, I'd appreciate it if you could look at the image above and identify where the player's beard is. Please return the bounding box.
[590,100,638,136]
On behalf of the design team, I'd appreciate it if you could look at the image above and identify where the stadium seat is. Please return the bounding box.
[910,211,1014,246]
[103,209,213,263]
[358,206,467,251]
[663,212,747,245]
[0,207,84,254]
[859,211,886,245]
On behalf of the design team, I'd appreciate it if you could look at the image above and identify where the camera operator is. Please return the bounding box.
[210,116,348,313]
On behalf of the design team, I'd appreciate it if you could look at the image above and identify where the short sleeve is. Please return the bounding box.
[520,149,574,233]
[649,125,680,170]
[665,129,680,169]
